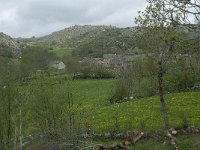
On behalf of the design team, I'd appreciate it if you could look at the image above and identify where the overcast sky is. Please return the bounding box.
[0,0,147,38]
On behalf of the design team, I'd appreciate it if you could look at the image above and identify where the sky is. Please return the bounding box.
[0,0,147,38]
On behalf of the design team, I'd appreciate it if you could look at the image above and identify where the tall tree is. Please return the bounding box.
[135,0,181,130]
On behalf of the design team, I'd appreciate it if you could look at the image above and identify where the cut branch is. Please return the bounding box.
[99,132,144,150]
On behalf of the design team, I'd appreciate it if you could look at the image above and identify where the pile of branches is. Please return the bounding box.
[98,126,199,150]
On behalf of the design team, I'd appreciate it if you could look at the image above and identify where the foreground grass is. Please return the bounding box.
[131,134,200,150]
[85,90,200,132]
[94,134,200,150]
[25,133,200,150]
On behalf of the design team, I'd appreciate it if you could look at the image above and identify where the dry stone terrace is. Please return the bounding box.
[81,53,146,69]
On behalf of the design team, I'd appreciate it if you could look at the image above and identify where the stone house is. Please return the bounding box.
[51,61,66,70]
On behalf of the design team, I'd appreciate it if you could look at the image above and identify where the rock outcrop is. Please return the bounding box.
[0,32,22,57]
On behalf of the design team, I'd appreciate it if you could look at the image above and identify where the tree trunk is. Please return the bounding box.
[158,61,169,130]
[7,92,11,146]
[14,127,17,150]
[19,109,23,150]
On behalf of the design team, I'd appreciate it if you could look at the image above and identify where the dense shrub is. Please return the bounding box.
[109,55,200,104]
[109,81,128,103]
[77,65,115,79]
[0,48,13,58]
[140,78,156,97]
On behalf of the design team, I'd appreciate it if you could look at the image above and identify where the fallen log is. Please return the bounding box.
[99,142,130,150]
[99,132,144,150]
[132,132,144,144]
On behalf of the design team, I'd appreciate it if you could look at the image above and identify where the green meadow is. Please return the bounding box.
[25,78,200,133]
[49,47,75,57]
[21,78,200,150]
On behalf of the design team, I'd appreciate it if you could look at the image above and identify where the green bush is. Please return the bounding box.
[140,78,156,97]
[77,65,115,79]
[109,81,128,103]
[0,48,13,58]
[165,70,197,92]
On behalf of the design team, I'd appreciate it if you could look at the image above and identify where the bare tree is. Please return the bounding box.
[135,1,181,130]
[145,0,200,28]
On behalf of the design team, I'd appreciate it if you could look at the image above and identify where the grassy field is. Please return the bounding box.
[49,47,75,57]
[67,79,200,132]
[27,78,200,133]
[22,78,200,149]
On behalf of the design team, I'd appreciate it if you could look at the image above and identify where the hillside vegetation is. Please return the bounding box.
[24,25,137,57]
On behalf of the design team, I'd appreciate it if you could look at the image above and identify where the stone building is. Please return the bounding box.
[51,61,66,70]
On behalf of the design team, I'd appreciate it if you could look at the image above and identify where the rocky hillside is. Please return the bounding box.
[73,26,138,57]
[0,32,22,57]
[34,25,115,46]
[31,25,138,57]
